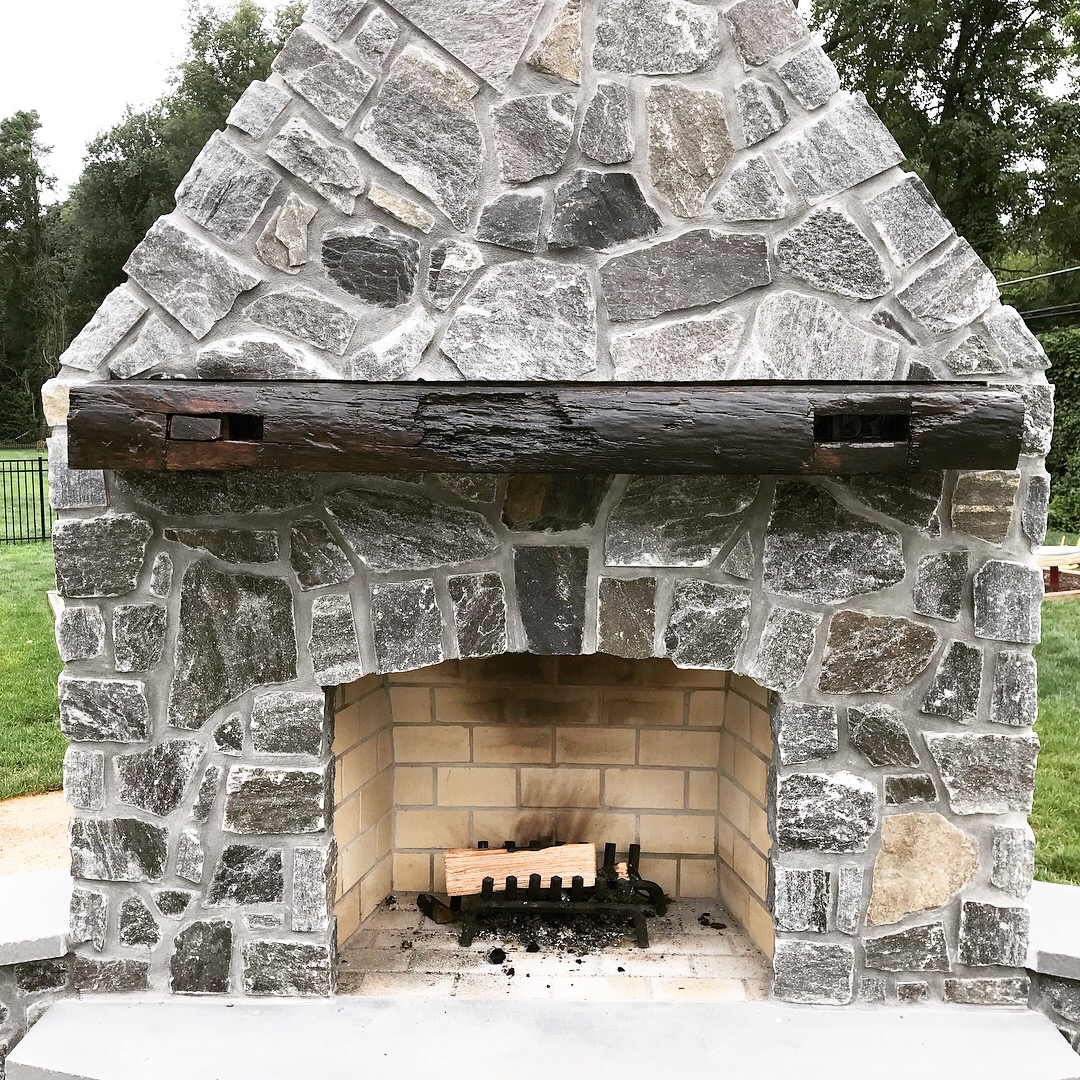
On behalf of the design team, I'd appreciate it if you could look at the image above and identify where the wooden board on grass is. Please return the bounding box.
[444,844,596,897]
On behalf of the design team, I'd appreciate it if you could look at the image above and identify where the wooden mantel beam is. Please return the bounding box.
[66,381,1026,476]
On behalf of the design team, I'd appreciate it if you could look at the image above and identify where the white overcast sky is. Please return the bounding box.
[0,0,274,198]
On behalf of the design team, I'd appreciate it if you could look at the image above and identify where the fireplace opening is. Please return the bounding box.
[329,653,773,999]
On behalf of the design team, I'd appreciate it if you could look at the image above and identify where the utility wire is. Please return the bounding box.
[999,264,1080,288]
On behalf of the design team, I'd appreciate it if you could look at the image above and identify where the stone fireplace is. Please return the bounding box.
[45,0,1053,1011]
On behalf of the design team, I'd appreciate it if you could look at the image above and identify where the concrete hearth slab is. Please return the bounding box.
[9,997,1080,1080]
[1028,880,1080,979]
[0,869,71,965]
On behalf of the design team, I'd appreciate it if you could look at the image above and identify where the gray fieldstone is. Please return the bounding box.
[772,941,854,1005]
[356,45,483,229]
[606,475,759,567]
[771,701,838,765]
[951,470,1019,543]
[442,259,597,378]
[294,846,336,933]
[304,0,364,39]
[864,922,950,971]
[778,45,840,109]
[860,978,886,1003]
[124,217,261,339]
[736,292,898,379]
[944,978,1030,1005]
[913,550,969,622]
[763,481,905,603]
[646,84,732,217]
[150,553,174,598]
[214,715,245,756]
[247,913,285,930]
[193,765,223,824]
[549,170,661,251]
[1024,474,1051,546]
[58,285,145,372]
[14,959,67,994]
[515,547,590,655]
[664,580,751,670]
[752,609,821,692]
[494,93,576,182]
[944,332,1005,376]
[772,865,829,932]
[118,897,159,948]
[958,901,1029,967]
[736,79,789,146]
[196,334,338,380]
[431,475,499,504]
[896,982,928,1003]
[844,472,944,532]
[64,747,105,811]
[713,156,790,222]
[53,513,153,598]
[223,765,330,835]
[597,577,656,660]
[175,132,279,242]
[349,309,438,380]
[112,603,167,673]
[247,287,358,355]
[170,921,233,995]
[176,828,205,883]
[155,890,195,918]
[819,611,939,694]
[267,118,365,214]
[70,817,168,882]
[579,82,634,164]
[167,563,297,731]
[227,80,289,137]
[867,812,977,925]
[371,578,444,672]
[773,95,903,201]
[885,774,938,804]
[73,958,149,993]
[991,650,1039,728]
[776,208,890,299]
[108,315,186,379]
[974,560,1042,644]
[289,519,354,592]
[322,225,419,308]
[354,9,401,67]
[848,704,919,767]
[992,823,1035,898]
[721,533,756,580]
[601,230,770,322]
[448,573,509,660]
[69,888,107,950]
[611,311,744,381]
[502,474,612,532]
[207,845,284,905]
[836,866,863,935]
[528,0,581,83]
[115,740,204,817]
[251,692,325,757]
[243,940,335,997]
[1038,976,1080,1023]
[311,593,364,684]
[1009,381,1054,456]
[922,641,982,723]
[368,183,436,234]
[165,528,280,565]
[896,238,999,333]
[59,676,151,743]
[48,434,105,509]
[327,485,497,571]
[925,731,1040,814]
[594,0,719,74]
[726,0,809,66]
[865,174,953,268]
[426,240,484,312]
[272,26,374,128]
[985,306,1049,370]
[477,191,544,253]
[55,606,106,662]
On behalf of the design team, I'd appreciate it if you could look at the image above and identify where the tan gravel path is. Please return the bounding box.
[0,791,70,875]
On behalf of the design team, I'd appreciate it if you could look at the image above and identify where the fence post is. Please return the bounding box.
[37,457,48,541]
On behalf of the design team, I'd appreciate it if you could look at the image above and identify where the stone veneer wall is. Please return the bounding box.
[331,655,774,959]
[45,0,1054,1006]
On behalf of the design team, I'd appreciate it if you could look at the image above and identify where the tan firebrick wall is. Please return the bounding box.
[332,655,774,959]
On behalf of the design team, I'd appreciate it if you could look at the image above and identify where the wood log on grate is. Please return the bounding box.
[444,844,596,897]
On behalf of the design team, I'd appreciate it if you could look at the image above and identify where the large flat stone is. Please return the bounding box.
[250,692,325,757]
[865,175,953,268]
[59,676,150,743]
[322,225,419,309]
[371,579,444,672]
[476,192,544,253]
[991,650,1039,727]
[227,80,289,137]
[58,286,145,372]
[118,472,316,517]
[165,529,279,565]
[503,474,612,532]
[922,641,982,722]
[195,335,338,380]
[752,610,821,692]
[55,606,106,663]
[242,940,335,997]
[913,550,969,622]
[895,239,999,334]
[170,921,232,996]
[974,560,1042,644]
[776,208,890,299]
[549,170,660,251]
[778,45,840,109]
[53,514,153,599]
[70,818,168,882]
[115,740,204,817]
[349,310,438,380]
[774,771,877,853]
[514,547,589,655]
[773,941,854,1005]
[304,0,365,39]
[713,156,790,222]
[448,574,509,660]
[664,580,751,669]
[597,577,656,660]
[272,27,374,128]
[864,923,950,971]
[310,594,364,684]
[289,521,353,593]
[819,611,938,694]
[268,118,365,214]
[610,312,745,380]
[772,865,829,933]
[528,0,581,83]
[579,82,634,164]
[223,765,330,835]
[771,701,837,765]
[207,845,285,906]
[959,901,1029,967]
[736,79,788,145]
[247,287,358,355]
[493,93,576,182]
[594,0,719,73]
[725,0,809,65]
[925,731,1040,815]
[112,603,168,672]
[848,705,919,767]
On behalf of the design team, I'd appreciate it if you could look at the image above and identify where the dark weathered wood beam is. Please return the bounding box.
[66,381,1026,476]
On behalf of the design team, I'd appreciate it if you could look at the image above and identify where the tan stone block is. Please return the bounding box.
[438,767,518,807]
[396,809,470,849]
[556,727,636,765]
[437,685,599,726]
[360,856,393,921]
[521,767,600,808]
[388,660,462,684]
[718,777,750,836]
[557,810,638,848]
[333,765,343,806]
[377,810,392,859]
[679,857,718,898]
[393,852,432,892]
[717,862,749,926]
[639,730,719,768]
[733,836,768,900]
[603,690,684,727]
[733,742,768,800]
[639,856,678,895]
[730,674,769,706]
[377,728,393,772]
[688,771,718,811]
[333,795,360,850]
[472,808,554,848]
[360,688,392,740]
[651,978,758,1002]
[558,653,642,685]
[638,658,728,688]
[750,705,773,757]
[604,768,685,810]
[689,691,726,728]
[639,813,715,855]
[434,856,447,893]
[342,672,379,705]
[333,702,361,755]
[394,725,470,763]
[717,819,735,865]
[342,740,378,797]
[465,654,558,684]
[473,725,553,764]
[362,771,392,827]
[340,829,378,888]
[723,692,751,740]
[719,732,736,777]
[390,686,433,725]
[395,767,434,806]
[745,895,775,961]
[749,802,771,856]
[334,888,360,944]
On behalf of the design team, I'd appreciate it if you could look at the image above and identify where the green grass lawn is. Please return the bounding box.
[0,542,64,800]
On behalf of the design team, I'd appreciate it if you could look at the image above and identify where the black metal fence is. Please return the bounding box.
[1,456,53,543]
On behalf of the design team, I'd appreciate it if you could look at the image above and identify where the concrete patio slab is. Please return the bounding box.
[1029,880,1080,980]
[0,869,71,965]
